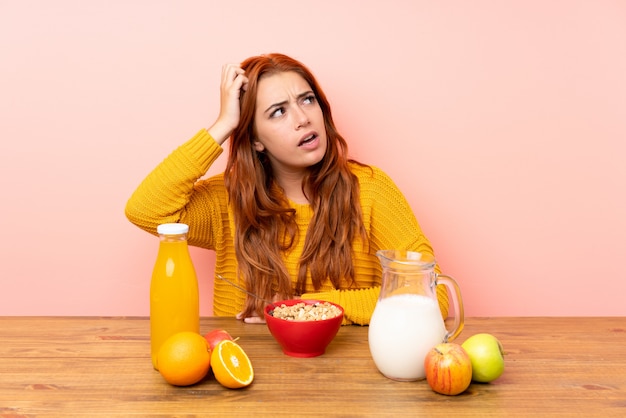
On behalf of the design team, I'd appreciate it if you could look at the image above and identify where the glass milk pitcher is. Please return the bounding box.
[368,250,464,381]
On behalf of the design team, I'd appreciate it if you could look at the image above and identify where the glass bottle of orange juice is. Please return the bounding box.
[150,223,199,369]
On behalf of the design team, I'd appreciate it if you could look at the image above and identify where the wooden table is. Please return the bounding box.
[0,317,624,417]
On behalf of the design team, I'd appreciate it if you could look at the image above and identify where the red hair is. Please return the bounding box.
[224,53,368,318]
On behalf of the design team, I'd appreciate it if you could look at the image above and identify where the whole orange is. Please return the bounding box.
[156,331,211,386]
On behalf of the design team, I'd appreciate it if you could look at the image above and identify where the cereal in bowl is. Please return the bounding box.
[271,302,342,321]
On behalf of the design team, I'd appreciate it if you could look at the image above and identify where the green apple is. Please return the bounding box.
[461,333,505,382]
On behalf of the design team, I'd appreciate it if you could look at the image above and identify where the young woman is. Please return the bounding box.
[126,53,448,325]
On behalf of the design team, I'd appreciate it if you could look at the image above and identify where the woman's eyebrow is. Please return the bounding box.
[263,91,314,114]
[264,100,288,114]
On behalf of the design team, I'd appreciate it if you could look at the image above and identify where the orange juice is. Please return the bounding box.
[150,223,199,369]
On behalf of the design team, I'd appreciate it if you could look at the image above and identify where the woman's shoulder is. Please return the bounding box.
[348,161,408,210]
[348,161,395,185]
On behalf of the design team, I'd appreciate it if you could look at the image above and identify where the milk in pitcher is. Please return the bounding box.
[368,293,446,381]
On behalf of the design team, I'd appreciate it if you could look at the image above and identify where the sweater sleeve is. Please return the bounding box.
[302,285,448,326]
[362,167,450,321]
[301,287,379,326]
[124,129,224,248]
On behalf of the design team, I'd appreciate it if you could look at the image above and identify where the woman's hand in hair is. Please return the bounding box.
[208,63,249,145]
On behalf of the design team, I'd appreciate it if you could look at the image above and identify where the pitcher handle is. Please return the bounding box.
[435,274,464,342]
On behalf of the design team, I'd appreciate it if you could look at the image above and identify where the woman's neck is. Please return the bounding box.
[275,170,309,204]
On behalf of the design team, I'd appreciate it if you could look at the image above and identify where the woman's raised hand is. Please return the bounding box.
[208,64,249,145]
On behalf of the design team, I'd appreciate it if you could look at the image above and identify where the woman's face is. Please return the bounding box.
[252,71,327,176]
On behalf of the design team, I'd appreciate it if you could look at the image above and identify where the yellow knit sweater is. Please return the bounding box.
[126,129,449,325]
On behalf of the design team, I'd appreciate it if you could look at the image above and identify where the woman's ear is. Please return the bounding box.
[253,140,265,152]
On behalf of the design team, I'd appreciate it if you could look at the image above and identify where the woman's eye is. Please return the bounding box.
[302,95,316,105]
[270,107,285,118]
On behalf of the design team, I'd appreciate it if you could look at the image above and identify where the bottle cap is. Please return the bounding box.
[157,223,189,235]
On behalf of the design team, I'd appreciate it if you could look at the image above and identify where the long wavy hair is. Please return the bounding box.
[224,53,368,319]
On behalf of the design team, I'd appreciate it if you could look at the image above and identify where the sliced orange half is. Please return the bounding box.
[211,339,254,389]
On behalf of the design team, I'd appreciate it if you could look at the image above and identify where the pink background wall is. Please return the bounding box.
[1,1,625,317]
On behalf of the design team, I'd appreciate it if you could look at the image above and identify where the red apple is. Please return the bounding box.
[204,329,234,350]
[424,342,472,396]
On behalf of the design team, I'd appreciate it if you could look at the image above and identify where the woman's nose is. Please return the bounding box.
[294,106,310,129]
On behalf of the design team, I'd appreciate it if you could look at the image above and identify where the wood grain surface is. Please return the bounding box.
[0,316,624,417]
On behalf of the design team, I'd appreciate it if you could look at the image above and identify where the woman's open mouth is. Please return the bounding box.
[298,133,318,147]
